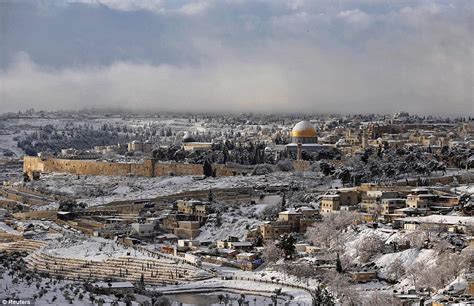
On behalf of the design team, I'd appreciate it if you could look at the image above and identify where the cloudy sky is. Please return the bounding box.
[0,0,472,115]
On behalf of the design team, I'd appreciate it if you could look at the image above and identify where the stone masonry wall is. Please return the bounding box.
[154,162,203,176]
[23,156,202,177]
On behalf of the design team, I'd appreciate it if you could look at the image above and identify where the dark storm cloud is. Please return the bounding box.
[0,0,472,115]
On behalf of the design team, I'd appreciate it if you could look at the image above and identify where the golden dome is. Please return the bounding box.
[291,120,317,138]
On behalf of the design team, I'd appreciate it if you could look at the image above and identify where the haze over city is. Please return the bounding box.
[0,1,473,306]
[1,0,472,115]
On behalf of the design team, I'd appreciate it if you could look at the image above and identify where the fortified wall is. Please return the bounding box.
[154,162,203,176]
[23,156,311,178]
[24,156,203,178]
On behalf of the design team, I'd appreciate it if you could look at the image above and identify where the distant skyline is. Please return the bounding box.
[3,108,471,119]
[0,0,472,115]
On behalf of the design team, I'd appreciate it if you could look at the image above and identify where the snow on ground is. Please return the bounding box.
[27,171,329,208]
[342,227,393,259]
[402,215,474,226]
[429,274,469,302]
[375,248,437,280]
[0,271,92,306]
[252,203,271,215]
[0,132,23,157]
[197,214,260,242]
[42,236,151,261]
[0,270,150,306]
[452,184,474,195]
[0,222,21,235]
[12,219,77,237]
[197,200,263,241]
[34,202,60,211]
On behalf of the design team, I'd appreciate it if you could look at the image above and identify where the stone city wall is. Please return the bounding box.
[24,156,135,176]
[154,162,203,176]
[23,156,202,178]
[24,156,318,178]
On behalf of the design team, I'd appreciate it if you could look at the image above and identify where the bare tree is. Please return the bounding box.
[339,284,362,305]
[418,251,469,290]
[306,212,358,249]
[280,263,316,284]
[355,233,385,263]
[258,203,281,220]
[419,222,446,243]
[405,261,427,289]
[433,239,452,254]
[262,241,284,264]
[404,229,428,250]
[322,270,359,303]
[386,257,406,282]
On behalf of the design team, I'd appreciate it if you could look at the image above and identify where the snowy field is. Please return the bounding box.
[42,236,153,261]
[0,272,93,306]
[0,271,153,306]
[29,169,474,211]
[197,212,260,241]
[0,222,21,235]
[11,219,79,238]
[27,171,330,209]
[452,184,474,195]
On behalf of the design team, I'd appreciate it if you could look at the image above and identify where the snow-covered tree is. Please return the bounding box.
[261,241,284,264]
[258,203,282,221]
[323,271,360,305]
[306,212,357,249]
[405,261,427,289]
[418,251,469,290]
[355,233,385,263]
[386,257,406,282]
[404,229,428,250]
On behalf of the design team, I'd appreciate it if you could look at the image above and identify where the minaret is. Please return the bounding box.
[362,129,368,149]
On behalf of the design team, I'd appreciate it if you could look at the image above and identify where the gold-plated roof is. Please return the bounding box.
[291,121,317,137]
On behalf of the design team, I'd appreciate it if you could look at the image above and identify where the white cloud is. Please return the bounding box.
[1,39,471,116]
[0,0,472,115]
[65,0,211,14]
[178,1,211,15]
[66,0,166,12]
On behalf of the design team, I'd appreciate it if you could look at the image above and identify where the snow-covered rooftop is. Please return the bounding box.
[401,215,474,226]
[279,209,302,215]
